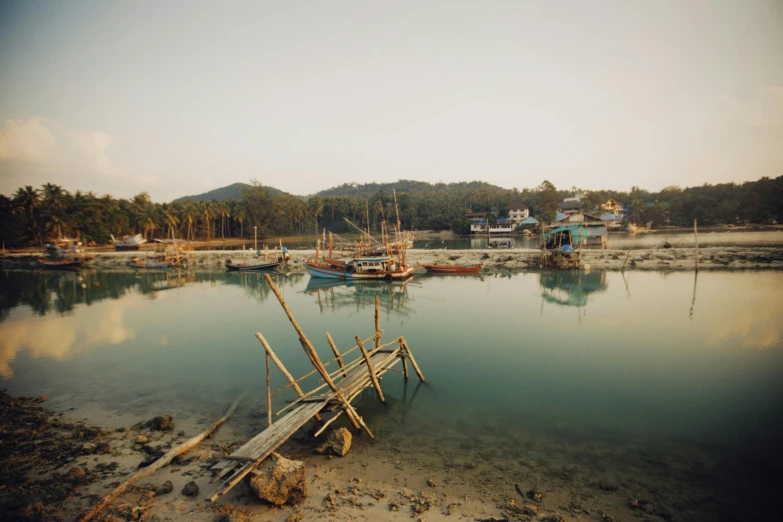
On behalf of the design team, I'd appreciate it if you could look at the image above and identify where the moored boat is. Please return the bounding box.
[225,259,283,271]
[111,234,147,250]
[417,262,483,273]
[38,257,83,269]
[306,255,415,280]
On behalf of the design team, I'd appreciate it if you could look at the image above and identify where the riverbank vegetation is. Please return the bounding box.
[1,176,781,247]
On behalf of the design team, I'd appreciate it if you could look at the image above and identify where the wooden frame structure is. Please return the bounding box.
[208,274,425,502]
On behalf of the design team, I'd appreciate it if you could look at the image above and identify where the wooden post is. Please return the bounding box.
[401,339,425,382]
[622,249,631,271]
[326,332,347,377]
[264,275,339,393]
[356,335,386,403]
[265,352,272,427]
[400,338,409,381]
[256,333,321,421]
[694,219,699,271]
[374,296,381,349]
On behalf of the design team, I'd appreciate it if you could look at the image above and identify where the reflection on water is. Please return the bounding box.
[1,269,782,519]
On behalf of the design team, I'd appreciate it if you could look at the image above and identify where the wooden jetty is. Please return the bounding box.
[208,274,425,502]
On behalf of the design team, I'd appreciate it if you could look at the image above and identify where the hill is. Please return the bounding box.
[172,182,286,203]
[314,179,507,197]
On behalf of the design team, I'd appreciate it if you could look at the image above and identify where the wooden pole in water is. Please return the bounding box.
[694,219,699,271]
[256,333,321,421]
[374,296,381,349]
[76,389,249,522]
[265,351,272,427]
[400,338,409,381]
[400,338,426,382]
[356,335,385,403]
[326,332,346,377]
[622,249,632,271]
[263,274,339,392]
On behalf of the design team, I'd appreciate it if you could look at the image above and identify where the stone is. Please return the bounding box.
[247,454,306,505]
[181,481,199,497]
[149,415,174,431]
[66,466,86,483]
[96,442,112,454]
[81,442,97,455]
[135,434,149,444]
[153,480,173,495]
[315,428,352,457]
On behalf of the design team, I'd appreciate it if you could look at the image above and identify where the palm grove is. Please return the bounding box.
[1,176,781,248]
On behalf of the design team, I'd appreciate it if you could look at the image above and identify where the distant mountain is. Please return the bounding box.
[172,182,287,203]
[314,180,507,197]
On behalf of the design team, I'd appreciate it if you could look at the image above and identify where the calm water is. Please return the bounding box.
[2,268,782,517]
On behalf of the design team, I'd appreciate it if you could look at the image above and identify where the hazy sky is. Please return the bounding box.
[1,1,782,201]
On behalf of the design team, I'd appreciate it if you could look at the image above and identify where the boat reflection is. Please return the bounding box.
[304,278,415,316]
[539,270,608,309]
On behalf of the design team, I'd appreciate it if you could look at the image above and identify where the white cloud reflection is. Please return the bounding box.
[0,297,138,378]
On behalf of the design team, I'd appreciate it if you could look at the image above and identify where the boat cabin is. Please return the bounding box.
[347,256,398,273]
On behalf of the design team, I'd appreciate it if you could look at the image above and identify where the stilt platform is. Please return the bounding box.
[207,274,425,502]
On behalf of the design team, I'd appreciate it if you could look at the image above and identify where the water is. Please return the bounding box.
[1,268,782,519]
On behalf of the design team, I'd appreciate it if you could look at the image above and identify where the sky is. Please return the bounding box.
[0,0,782,202]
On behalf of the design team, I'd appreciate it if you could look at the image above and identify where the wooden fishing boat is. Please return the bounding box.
[306,256,414,280]
[130,258,172,269]
[38,258,83,269]
[417,262,483,273]
[225,259,282,271]
[111,233,147,250]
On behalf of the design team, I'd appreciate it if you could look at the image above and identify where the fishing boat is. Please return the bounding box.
[417,262,483,273]
[130,257,173,269]
[38,257,83,269]
[225,259,283,271]
[111,234,147,250]
[306,255,415,280]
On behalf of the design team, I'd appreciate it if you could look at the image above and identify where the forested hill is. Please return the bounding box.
[172,182,286,203]
[315,180,507,197]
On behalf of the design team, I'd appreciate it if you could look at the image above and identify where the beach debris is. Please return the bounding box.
[316,427,352,457]
[247,454,307,505]
[427,479,438,488]
[75,390,249,522]
[153,480,173,495]
[181,481,199,497]
[148,414,175,431]
[526,488,543,502]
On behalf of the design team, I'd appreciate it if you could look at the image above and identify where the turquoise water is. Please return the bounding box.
[1,268,782,518]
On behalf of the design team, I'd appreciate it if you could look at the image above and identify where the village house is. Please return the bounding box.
[505,203,530,223]
[558,195,584,215]
[601,198,624,215]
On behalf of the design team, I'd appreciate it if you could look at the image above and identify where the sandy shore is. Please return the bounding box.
[3,246,783,272]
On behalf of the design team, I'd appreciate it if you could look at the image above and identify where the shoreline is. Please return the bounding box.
[3,245,783,271]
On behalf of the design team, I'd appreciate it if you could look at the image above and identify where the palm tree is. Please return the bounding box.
[218,201,230,240]
[182,202,198,241]
[14,186,41,223]
[164,209,179,239]
[202,202,215,241]
[234,207,246,239]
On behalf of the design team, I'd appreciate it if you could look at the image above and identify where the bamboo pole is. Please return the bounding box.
[694,219,699,271]
[256,333,321,421]
[400,339,409,380]
[76,390,249,522]
[326,333,346,377]
[356,336,385,403]
[263,274,339,393]
[401,339,426,382]
[374,296,381,349]
[622,249,632,271]
[266,352,272,427]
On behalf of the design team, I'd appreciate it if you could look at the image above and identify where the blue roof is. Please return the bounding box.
[519,216,539,224]
[601,214,623,221]
[496,217,510,223]
[477,220,487,225]
[555,213,568,222]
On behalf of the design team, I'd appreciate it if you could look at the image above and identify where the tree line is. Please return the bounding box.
[1,176,781,247]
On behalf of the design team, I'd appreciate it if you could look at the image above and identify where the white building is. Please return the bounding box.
[506,203,530,223]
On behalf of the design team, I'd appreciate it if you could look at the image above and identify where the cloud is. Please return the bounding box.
[0,118,58,162]
[722,86,783,128]
[67,130,119,176]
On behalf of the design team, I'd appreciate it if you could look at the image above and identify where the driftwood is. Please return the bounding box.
[75,390,249,522]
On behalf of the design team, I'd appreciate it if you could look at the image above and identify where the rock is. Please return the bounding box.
[49,487,68,502]
[36,395,47,403]
[315,428,352,457]
[541,515,568,522]
[149,415,174,431]
[135,434,149,444]
[526,488,543,502]
[153,480,173,495]
[0,494,23,511]
[247,454,306,505]
[66,466,86,483]
[181,481,199,497]
[96,442,112,454]
[81,442,97,455]
[427,479,437,487]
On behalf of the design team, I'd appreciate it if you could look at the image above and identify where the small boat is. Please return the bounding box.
[418,262,483,273]
[131,258,172,269]
[307,256,415,280]
[38,257,83,269]
[225,259,283,271]
[111,234,147,250]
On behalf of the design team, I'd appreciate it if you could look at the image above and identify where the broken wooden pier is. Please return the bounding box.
[208,274,425,502]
